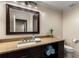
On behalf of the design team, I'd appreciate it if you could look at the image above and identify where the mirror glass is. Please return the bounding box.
[6,4,40,34]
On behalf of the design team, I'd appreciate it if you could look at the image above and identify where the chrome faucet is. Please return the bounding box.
[18,34,37,44]
[32,34,36,41]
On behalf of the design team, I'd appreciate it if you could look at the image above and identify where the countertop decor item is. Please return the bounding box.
[50,29,53,37]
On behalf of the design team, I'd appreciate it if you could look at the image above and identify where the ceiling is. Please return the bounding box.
[38,1,79,11]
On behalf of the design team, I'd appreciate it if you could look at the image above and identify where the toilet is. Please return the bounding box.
[64,45,74,58]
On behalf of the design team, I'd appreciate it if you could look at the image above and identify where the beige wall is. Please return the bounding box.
[63,4,79,57]
[0,1,62,39]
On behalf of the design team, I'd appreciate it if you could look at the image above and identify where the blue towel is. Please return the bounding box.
[46,45,55,56]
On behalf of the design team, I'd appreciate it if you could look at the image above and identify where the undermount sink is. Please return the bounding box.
[17,41,37,48]
[17,38,41,48]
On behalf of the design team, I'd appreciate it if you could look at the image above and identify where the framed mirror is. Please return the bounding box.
[6,4,40,35]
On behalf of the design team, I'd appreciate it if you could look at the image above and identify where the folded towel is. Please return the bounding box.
[45,45,55,56]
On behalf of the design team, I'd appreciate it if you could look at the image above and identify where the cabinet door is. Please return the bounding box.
[29,46,42,58]
[42,43,58,58]
[58,41,64,58]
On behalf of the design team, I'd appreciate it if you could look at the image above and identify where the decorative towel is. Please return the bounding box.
[45,45,55,56]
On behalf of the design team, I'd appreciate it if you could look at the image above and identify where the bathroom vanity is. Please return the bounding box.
[2,4,64,58]
[0,36,64,58]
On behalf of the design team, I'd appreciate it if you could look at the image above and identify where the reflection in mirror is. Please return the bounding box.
[15,19,27,32]
[6,4,40,34]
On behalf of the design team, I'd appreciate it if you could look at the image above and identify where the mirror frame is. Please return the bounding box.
[6,4,40,35]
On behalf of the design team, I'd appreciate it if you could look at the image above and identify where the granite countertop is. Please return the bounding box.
[0,37,64,54]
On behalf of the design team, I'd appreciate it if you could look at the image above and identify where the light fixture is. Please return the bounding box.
[21,2,26,5]
[35,6,37,9]
[13,1,17,2]
[25,1,38,9]
[27,4,32,8]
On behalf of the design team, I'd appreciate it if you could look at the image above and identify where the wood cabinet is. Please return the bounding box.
[0,41,64,58]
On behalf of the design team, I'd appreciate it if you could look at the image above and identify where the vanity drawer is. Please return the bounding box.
[0,49,30,58]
